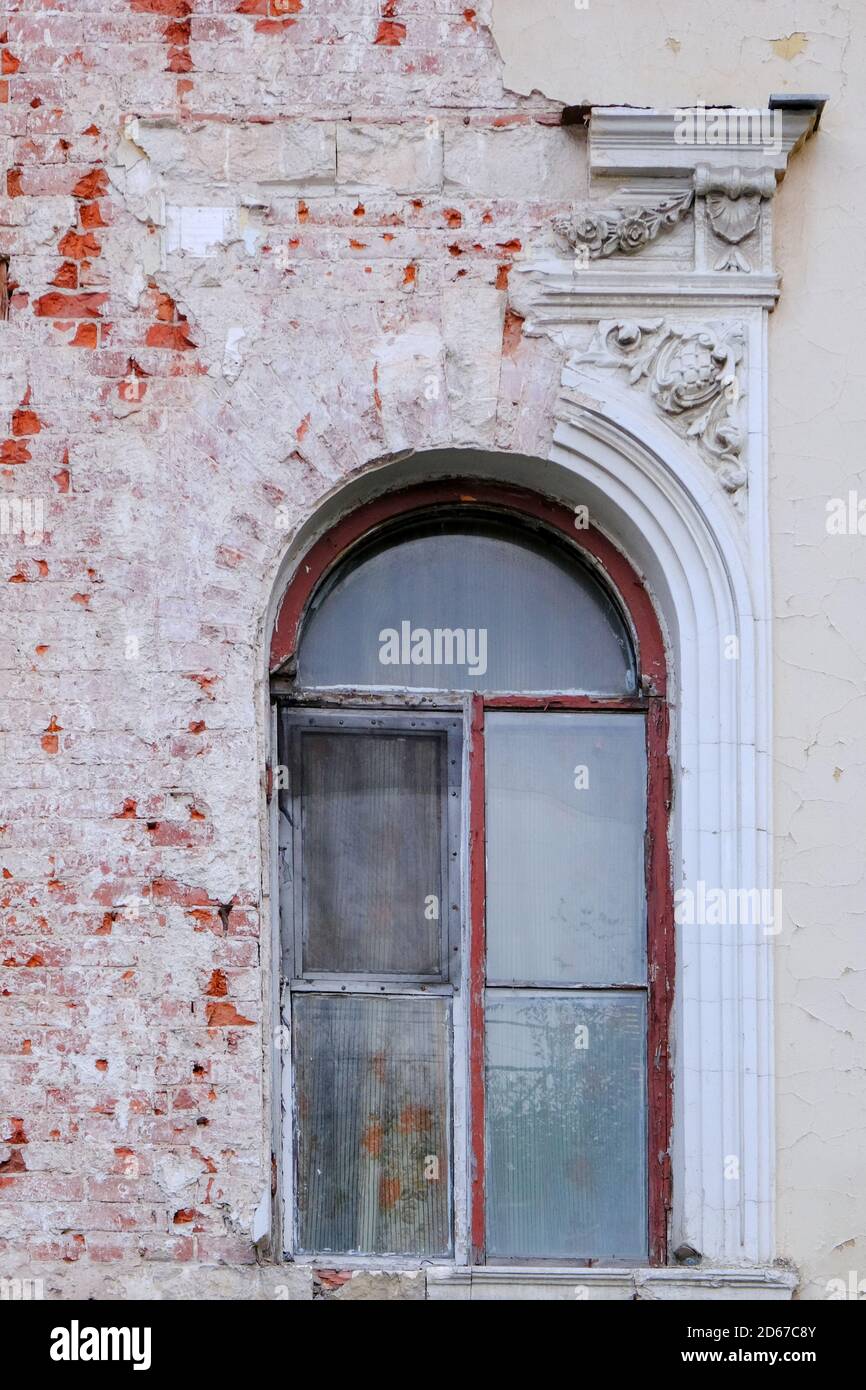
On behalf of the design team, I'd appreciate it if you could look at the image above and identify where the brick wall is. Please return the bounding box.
[0,0,589,1297]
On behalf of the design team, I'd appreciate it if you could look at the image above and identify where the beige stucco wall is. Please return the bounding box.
[490,0,866,1300]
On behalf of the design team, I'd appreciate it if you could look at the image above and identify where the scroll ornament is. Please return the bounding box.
[573,319,747,492]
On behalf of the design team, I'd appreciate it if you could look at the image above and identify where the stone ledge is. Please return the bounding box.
[426,1266,799,1301]
[2,1262,798,1301]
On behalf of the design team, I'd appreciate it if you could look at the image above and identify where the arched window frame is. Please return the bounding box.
[269,480,673,1267]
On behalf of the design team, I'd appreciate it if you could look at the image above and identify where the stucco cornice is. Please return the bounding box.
[537,99,824,296]
[512,98,824,506]
[588,101,823,178]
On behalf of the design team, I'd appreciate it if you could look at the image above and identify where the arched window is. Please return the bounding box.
[271,482,671,1266]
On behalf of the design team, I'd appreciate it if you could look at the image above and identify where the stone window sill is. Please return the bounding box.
[425,1266,798,1301]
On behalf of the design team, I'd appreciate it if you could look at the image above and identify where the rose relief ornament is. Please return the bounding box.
[553,189,695,259]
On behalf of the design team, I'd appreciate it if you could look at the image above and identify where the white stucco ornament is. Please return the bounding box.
[500,100,824,1282]
[573,318,746,491]
[514,99,824,510]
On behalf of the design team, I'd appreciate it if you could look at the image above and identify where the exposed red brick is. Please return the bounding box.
[205,1001,254,1027]
[402,262,417,286]
[58,230,101,260]
[255,18,297,32]
[0,440,31,465]
[1,49,20,74]
[205,969,228,997]
[79,201,107,229]
[72,168,109,200]
[164,18,191,42]
[12,409,41,436]
[145,323,196,350]
[374,20,407,45]
[70,323,99,348]
[314,1269,352,1289]
[184,673,217,696]
[153,289,175,321]
[7,168,23,196]
[131,0,191,16]
[41,715,62,754]
[34,291,106,319]
[502,306,524,356]
[51,261,78,289]
[166,46,193,73]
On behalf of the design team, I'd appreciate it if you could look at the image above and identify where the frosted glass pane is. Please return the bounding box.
[486,991,647,1260]
[299,519,635,693]
[486,712,646,985]
[294,994,451,1255]
[301,731,444,974]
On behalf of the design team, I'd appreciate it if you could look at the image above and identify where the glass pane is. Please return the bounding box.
[301,730,444,975]
[486,712,646,985]
[294,993,451,1255]
[485,991,647,1260]
[298,518,635,694]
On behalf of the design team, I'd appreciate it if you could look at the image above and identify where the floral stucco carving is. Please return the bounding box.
[571,319,747,492]
[553,167,778,272]
[553,189,695,259]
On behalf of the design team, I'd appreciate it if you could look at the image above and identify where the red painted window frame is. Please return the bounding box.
[271,480,673,1266]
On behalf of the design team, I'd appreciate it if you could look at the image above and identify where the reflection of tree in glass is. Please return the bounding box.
[297,995,450,1255]
[486,996,645,1258]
